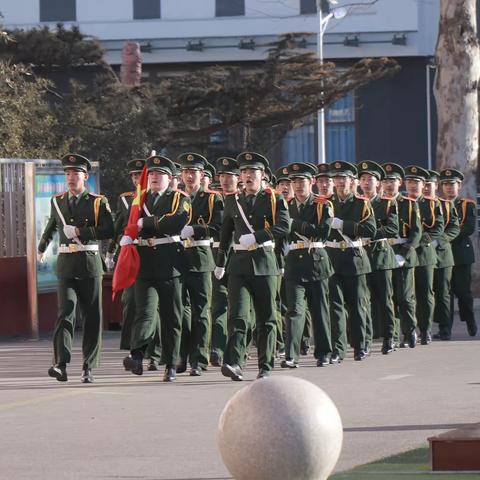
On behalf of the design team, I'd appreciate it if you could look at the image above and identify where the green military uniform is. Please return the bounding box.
[210,157,239,366]
[38,154,114,383]
[327,161,377,361]
[405,166,444,344]
[382,163,422,348]
[280,163,334,368]
[217,152,290,380]
[427,171,460,339]
[177,153,223,375]
[107,159,162,368]
[357,161,399,354]
[440,169,477,336]
[128,155,191,381]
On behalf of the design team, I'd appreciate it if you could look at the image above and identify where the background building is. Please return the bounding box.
[2,0,442,168]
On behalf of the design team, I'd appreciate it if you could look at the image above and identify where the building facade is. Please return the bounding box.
[2,0,441,169]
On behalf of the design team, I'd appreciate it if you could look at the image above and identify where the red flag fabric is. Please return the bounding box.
[112,165,148,300]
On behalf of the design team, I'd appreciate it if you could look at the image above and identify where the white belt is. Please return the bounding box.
[233,240,275,251]
[183,239,212,248]
[388,238,408,246]
[138,236,181,247]
[212,241,220,248]
[362,238,387,246]
[59,244,99,253]
[288,241,325,251]
[325,240,363,249]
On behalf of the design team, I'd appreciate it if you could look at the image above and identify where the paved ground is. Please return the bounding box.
[1,304,479,480]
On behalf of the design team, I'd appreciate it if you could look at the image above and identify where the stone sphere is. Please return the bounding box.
[217,376,343,480]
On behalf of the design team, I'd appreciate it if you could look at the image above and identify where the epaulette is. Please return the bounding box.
[462,198,476,205]
[314,195,331,204]
[381,196,394,201]
[401,195,416,202]
[205,189,222,197]
[355,194,368,201]
[264,187,275,196]
[89,192,105,198]
[287,197,295,204]
[175,189,189,197]
[54,192,65,198]
[120,191,135,197]
[423,195,436,201]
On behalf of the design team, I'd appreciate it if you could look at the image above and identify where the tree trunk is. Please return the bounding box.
[434,0,480,286]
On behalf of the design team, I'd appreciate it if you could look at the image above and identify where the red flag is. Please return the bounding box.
[112,165,148,300]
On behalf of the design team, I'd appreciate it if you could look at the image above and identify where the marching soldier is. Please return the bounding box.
[357,161,399,354]
[38,154,114,383]
[404,166,444,345]
[210,156,240,366]
[216,152,290,380]
[280,163,333,368]
[424,171,460,340]
[327,161,376,362]
[381,163,422,348]
[275,166,294,200]
[123,155,190,382]
[201,162,216,190]
[170,162,182,191]
[177,153,223,376]
[440,168,478,337]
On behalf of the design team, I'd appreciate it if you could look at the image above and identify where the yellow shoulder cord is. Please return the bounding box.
[422,199,436,229]
[359,201,371,223]
[404,199,412,237]
[316,202,324,224]
[165,191,181,218]
[444,200,451,227]
[207,193,215,224]
[461,199,467,226]
[270,191,277,225]
[94,197,101,226]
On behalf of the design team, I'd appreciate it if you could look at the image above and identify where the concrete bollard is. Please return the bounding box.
[217,376,343,480]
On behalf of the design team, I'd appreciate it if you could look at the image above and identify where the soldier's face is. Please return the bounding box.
[182,168,203,189]
[275,180,293,198]
[359,173,379,196]
[219,173,238,193]
[169,177,180,190]
[65,169,87,194]
[405,179,424,198]
[241,168,263,194]
[441,181,459,199]
[148,170,170,191]
[333,175,352,196]
[201,176,211,189]
[316,176,334,196]
[291,177,312,198]
[382,178,401,196]
[423,181,437,197]
[130,172,141,187]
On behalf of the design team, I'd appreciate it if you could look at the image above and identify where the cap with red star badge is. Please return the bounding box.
[236,152,269,171]
[61,154,92,173]
[404,165,429,181]
[215,157,240,175]
[127,159,145,174]
[439,168,464,183]
[286,162,317,179]
[146,155,175,175]
[357,160,385,180]
[177,152,208,170]
[275,166,290,182]
[330,161,357,177]
[382,163,404,180]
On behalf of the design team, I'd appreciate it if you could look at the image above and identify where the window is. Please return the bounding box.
[300,0,317,15]
[216,0,245,17]
[40,0,76,22]
[133,0,161,20]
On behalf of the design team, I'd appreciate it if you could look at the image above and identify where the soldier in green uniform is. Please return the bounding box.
[404,166,444,345]
[216,152,290,380]
[440,168,477,337]
[358,161,399,354]
[424,171,460,340]
[123,155,190,382]
[327,161,376,362]
[210,156,240,366]
[280,162,334,368]
[201,162,216,190]
[38,154,114,383]
[169,162,182,191]
[381,163,422,348]
[177,153,223,376]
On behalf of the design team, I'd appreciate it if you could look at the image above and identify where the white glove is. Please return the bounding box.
[137,218,143,230]
[239,233,256,248]
[63,225,78,239]
[279,268,285,275]
[330,217,344,231]
[431,240,438,248]
[180,225,194,239]
[120,235,134,247]
[214,266,225,280]
[395,254,405,267]
[105,253,115,271]
[37,252,45,263]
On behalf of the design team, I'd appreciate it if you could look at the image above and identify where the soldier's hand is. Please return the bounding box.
[120,235,134,247]
[330,217,344,231]
[137,218,144,230]
[214,266,225,279]
[37,251,45,263]
[239,233,256,248]
[395,254,405,267]
[63,225,78,239]
[431,240,438,248]
[180,225,194,239]
[105,253,115,271]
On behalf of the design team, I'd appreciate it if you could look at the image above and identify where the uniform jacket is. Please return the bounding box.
[137,188,190,280]
[391,193,421,269]
[415,195,444,267]
[107,191,134,258]
[184,187,223,273]
[327,193,377,276]
[284,194,334,282]
[217,188,290,276]
[452,197,476,265]
[38,190,114,278]
[435,198,460,269]
[364,195,399,271]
